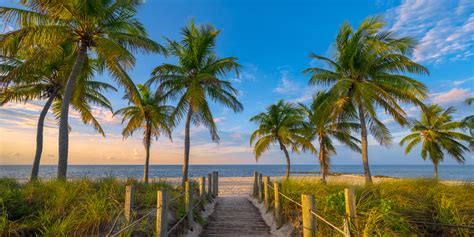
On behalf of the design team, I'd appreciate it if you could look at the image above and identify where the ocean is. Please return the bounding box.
[1,164,473,181]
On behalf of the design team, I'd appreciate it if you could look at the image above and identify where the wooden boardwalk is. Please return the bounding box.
[201,197,272,237]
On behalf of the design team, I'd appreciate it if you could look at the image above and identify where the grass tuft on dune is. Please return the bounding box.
[0,178,202,236]
[277,178,474,236]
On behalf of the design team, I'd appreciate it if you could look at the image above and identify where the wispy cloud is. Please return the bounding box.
[431,88,473,104]
[387,0,474,63]
[273,69,300,95]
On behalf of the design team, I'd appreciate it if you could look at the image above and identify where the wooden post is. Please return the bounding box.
[215,171,219,197]
[344,188,358,233]
[253,171,258,197]
[263,176,270,210]
[156,191,169,237]
[273,181,282,228]
[199,176,206,197]
[258,173,263,203]
[199,176,205,209]
[124,185,134,222]
[185,181,194,230]
[212,171,218,197]
[301,194,316,237]
[207,173,213,200]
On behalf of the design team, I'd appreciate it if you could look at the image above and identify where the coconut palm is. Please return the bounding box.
[304,16,429,184]
[114,84,173,184]
[400,104,471,179]
[1,0,164,179]
[0,45,116,181]
[299,91,361,183]
[462,97,474,149]
[147,21,243,186]
[250,100,315,179]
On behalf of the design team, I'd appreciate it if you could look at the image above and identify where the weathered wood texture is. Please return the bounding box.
[201,197,272,237]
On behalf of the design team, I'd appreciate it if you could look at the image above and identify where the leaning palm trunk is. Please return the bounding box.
[57,43,87,180]
[279,140,291,179]
[433,161,439,180]
[31,95,55,181]
[358,105,373,185]
[182,108,193,186]
[143,123,152,184]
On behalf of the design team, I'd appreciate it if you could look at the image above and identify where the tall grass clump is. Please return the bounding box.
[279,178,474,236]
[0,178,173,236]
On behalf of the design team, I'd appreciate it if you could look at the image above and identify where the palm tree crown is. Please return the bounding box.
[400,104,471,179]
[304,16,429,184]
[115,84,173,183]
[300,91,361,182]
[147,21,243,185]
[250,100,315,179]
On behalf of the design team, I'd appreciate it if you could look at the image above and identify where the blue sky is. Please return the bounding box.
[0,0,473,166]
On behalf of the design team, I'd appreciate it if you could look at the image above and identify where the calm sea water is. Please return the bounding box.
[1,165,473,181]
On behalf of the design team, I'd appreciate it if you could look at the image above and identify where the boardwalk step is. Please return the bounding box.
[201,196,272,237]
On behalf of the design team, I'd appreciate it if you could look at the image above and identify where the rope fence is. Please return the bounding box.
[253,172,355,236]
[107,171,219,237]
[254,171,474,237]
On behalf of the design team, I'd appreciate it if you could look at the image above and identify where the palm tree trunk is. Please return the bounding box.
[30,95,54,181]
[318,139,326,183]
[433,161,439,180]
[182,107,193,187]
[278,139,291,179]
[143,122,152,184]
[358,105,373,185]
[57,43,87,180]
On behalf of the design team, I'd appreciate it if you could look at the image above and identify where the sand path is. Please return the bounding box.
[200,177,272,237]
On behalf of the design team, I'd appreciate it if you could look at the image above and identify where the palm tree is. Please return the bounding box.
[304,16,429,184]
[250,100,315,179]
[400,105,471,179]
[299,91,361,183]
[114,84,173,184]
[462,97,474,149]
[147,21,243,186]
[0,45,116,181]
[1,0,164,179]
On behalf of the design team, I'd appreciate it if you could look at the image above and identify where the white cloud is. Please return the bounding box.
[431,88,473,104]
[213,117,226,123]
[273,70,300,94]
[387,0,474,63]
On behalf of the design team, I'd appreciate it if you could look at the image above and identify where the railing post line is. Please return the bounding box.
[263,176,270,210]
[344,187,358,234]
[185,181,194,230]
[253,171,258,197]
[273,181,282,228]
[301,194,316,237]
[258,173,263,203]
[156,190,168,237]
[124,185,134,222]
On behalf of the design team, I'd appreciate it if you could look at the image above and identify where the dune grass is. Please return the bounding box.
[276,179,474,236]
[0,177,202,236]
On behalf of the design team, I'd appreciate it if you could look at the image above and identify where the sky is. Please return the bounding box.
[0,0,473,166]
